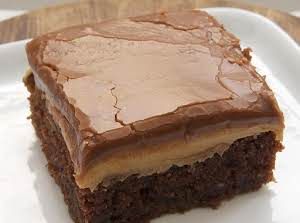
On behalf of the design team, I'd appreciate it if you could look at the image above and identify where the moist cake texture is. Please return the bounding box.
[24,10,284,223]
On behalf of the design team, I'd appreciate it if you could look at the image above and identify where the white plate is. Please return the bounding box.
[0,10,25,21]
[0,8,299,223]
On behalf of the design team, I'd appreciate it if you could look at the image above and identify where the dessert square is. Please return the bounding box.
[24,10,284,223]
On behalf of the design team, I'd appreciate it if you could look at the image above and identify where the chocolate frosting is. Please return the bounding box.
[25,10,284,189]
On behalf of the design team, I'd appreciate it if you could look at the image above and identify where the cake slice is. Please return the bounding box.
[24,10,284,223]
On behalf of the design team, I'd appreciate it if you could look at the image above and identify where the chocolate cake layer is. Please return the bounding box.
[27,79,282,223]
[25,10,284,189]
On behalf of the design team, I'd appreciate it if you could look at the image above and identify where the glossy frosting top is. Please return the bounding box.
[26,10,284,189]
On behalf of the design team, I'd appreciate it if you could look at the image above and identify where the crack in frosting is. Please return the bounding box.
[110,85,127,127]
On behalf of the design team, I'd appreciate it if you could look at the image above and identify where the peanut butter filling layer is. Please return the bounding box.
[45,93,282,189]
